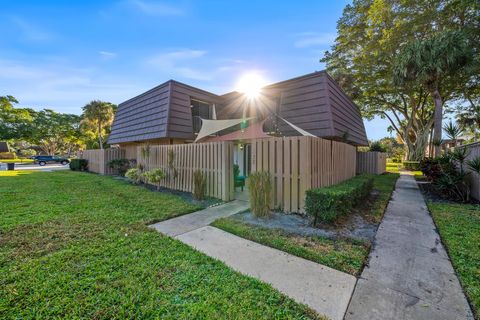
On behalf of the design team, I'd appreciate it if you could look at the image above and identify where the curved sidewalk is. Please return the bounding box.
[151,199,356,320]
[345,174,474,320]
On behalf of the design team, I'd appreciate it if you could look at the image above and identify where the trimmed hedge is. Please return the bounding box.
[305,174,374,224]
[69,159,88,171]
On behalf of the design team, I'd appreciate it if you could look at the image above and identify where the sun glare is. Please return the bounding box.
[235,72,268,98]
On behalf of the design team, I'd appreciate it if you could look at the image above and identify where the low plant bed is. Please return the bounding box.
[142,181,223,208]
[224,208,378,242]
[212,218,369,276]
[427,201,480,319]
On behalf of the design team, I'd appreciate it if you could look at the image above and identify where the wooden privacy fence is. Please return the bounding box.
[137,141,234,201]
[458,142,480,201]
[80,148,125,175]
[357,151,387,175]
[251,136,357,213]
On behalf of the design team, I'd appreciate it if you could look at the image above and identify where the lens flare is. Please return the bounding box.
[235,72,268,98]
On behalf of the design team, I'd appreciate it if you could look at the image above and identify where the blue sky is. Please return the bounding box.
[0,0,390,140]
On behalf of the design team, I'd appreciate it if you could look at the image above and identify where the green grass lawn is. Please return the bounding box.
[386,161,423,177]
[213,173,399,276]
[0,158,33,163]
[428,202,480,318]
[0,170,320,319]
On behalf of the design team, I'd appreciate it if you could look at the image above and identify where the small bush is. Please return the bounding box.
[143,168,165,190]
[193,170,206,200]
[420,151,480,202]
[0,152,16,159]
[403,161,420,171]
[233,164,240,178]
[247,171,272,218]
[369,141,386,152]
[467,157,480,174]
[19,149,36,157]
[125,168,142,184]
[305,174,374,224]
[107,158,133,176]
[391,158,401,163]
[69,159,88,171]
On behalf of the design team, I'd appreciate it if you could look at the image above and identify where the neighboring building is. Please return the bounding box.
[0,141,9,153]
[108,71,369,173]
[425,138,467,157]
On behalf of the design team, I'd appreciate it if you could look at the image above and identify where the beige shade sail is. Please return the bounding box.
[280,117,316,137]
[194,117,254,142]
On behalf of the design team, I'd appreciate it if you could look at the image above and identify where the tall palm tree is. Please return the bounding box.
[393,30,474,156]
[82,100,116,149]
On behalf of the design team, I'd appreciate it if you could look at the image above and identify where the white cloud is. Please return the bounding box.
[0,59,138,113]
[146,49,211,80]
[99,51,117,59]
[294,32,336,48]
[11,17,51,42]
[126,0,184,16]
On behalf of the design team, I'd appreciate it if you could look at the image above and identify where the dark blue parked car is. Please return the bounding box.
[33,155,70,166]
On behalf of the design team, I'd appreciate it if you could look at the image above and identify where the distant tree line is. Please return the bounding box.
[0,95,116,156]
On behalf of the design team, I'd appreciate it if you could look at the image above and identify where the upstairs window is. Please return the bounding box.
[191,99,211,135]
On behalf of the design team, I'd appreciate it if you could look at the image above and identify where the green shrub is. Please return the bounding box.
[0,152,16,159]
[247,171,272,218]
[107,158,132,176]
[233,164,240,178]
[369,141,386,152]
[403,161,420,170]
[305,174,374,224]
[69,159,88,171]
[421,150,480,202]
[468,157,480,174]
[125,168,142,184]
[193,170,206,200]
[19,149,36,157]
[143,168,165,190]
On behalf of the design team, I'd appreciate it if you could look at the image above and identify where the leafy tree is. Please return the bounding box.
[456,103,480,140]
[378,136,405,159]
[81,100,116,149]
[322,0,479,160]
[393,30,474,156]
[0,96,34,140]
[369,141,386,152]
[30,109,82,155]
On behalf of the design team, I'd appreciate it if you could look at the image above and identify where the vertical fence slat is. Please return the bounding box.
[249,136,357,213]
[356,151,387,175]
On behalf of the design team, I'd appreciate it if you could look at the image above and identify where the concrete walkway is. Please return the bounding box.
[150,200,249,236]
[151,200,357,320]
[346,174,474,320]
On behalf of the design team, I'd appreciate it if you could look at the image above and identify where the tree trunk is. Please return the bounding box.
[432,88,443,157]
[98,122,103,150]
[404,126,430,161]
